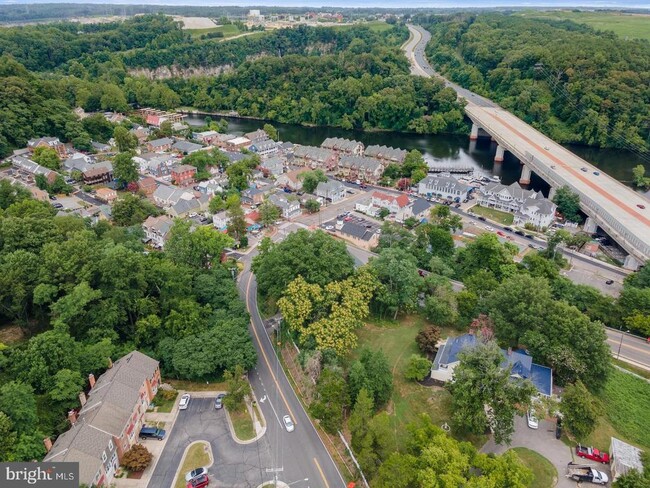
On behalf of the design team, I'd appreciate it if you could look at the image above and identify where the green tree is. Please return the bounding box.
[349,388,374,451]
[0,412,17,461]
[553,186,583,223]
[32,147,60,170]
[112,194,159,226]
[370,247,421,319]
[226,198,247,243]
[165,220,234,269]
[351,348,393,408]
[113,125,137,152]
[447,341,536,444]
[304,199,320,213]
[560,380,599,441]
[258,200,281,227]
[310,368,348,434]
[404,354,431,381]
[416,325,441,357]
[82,113,114,143]
[429,205,463,232]
[402,150,428,178]
[49,369,85,408]
[456,233,518,281]
[0,381,37,435]
[223,365,251,411]
[112,152,138,187]
[378,207,390,220]
[300,170,328,194]
[632,165,649,188]
[263,123,278,141]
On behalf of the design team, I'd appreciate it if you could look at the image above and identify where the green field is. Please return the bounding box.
[511,448,557,488]
[355,317,485,449]
[518,10,650,41]
[330,21,393,33]
[186,24,241,39]
[470,205,515,225]
[229,407,256,440]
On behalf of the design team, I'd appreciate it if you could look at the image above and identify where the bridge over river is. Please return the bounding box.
[404,24,650,269]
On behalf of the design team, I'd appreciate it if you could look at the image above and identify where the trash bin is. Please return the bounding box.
[555,418,562,439]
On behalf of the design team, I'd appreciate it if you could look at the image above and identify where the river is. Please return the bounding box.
[184,114,650,195]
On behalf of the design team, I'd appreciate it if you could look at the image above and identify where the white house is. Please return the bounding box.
[315,180,346,202]
[418,175,471,202]
[479,182,556,228]
[142,215,174,249]
[268,193,301,219]
[514,198,557,229]
[366,191,412,222]
[213,211,231,231]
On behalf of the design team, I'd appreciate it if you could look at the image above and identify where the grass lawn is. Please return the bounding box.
[518,10,650,41]
[186,24,241,38]
[152,390,177,413]
[470,205,514,226]
[167,379,227,392]
[612,359,650,380]
[356,317,485,449]
[173,442,211,488]
[330,21,393,32]
[598,368,650,449]
[229,407,256,440]
[511,447,557,488]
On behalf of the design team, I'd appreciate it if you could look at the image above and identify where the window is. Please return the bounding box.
[108,440,114,451]
[102,451,107,462]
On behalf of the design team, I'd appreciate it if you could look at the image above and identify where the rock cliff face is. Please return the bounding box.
[128,64,233,79]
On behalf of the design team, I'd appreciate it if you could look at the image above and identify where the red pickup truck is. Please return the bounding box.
[576,445,610,464]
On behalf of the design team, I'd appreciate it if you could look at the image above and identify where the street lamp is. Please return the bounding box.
[617,328,630,359]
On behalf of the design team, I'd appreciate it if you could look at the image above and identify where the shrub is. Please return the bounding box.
[405,355,432,382]
[121,444,152,472]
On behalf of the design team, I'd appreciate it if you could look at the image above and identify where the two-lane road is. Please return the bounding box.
[237,253,346,488]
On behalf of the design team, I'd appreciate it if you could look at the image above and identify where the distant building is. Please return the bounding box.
[478,182,555,228]
[146,138,174,153]
[338,155,384,183]
[213,210,230,231]
[364,144,408,164]
[276,168,309,191]
[142,215,174,248]
[259,157,285,177]
[268,193,301,219]
[321,137,364,156]
[244,129,269,144]
[418,174,471,202]
[172,140,203,155]
[224,136,251,151]
[338,221,380,248]
[138,177,158,197]
[11,156,57,184]
[82,162,113,185]
[315,179,346,202]
[153,185,194,207]
[171,165,197,187]
[95,188,117,203]
[27,137,67,158]
[192,130,220,145]
[250,140,280,157]
[43,351,161,487]
[293,146,338,171]
[514,198,557,229]
[168,196,208,218]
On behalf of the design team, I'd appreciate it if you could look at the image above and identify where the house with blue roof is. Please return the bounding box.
[430,333,553,396]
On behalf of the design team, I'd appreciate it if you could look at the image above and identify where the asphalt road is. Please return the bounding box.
[148,397,273,488]
[606,327,650,371]
[237,253,346,488]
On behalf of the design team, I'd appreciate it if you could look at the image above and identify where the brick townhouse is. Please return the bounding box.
[44,351,161,487]
[171,164,197,187]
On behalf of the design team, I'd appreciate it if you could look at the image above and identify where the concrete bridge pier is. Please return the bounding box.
[519,164,532,185]
[624,255,640,271]
[468,139,477,153]
[470,123,480,141]
[494,144,505,163]
[583,217,598,234]
[548,186,556,200]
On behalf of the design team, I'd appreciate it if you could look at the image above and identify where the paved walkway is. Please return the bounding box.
[481,416,578,488]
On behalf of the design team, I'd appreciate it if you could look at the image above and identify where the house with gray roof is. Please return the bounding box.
[91,141,112,153]
[293,145,338,170]
[418,174,471,202]
[146,137,174,153]
[321,137,364,156]
[337,155,384,183]
[268,193,301,219]
[514,197,557,229]
[250,140,280,157]
[153,185,194,207]
[260,156,285,177]
[168,196,208,218]
[44,351,161,487]
[172,140,203,155]
[479,182,555,228]
[64,153,96,172]
[142,215,174,248]
[338,221,380,247]
[11,156,57,184]
[315,179,346,202]
[245,129,270,144]
[364,144,408,164]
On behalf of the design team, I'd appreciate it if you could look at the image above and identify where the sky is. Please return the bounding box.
[0,0,649,8]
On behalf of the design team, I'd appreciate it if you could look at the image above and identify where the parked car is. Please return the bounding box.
[525,234,534,239]
[514,230,526,236]
[637,204,646,209]
[283,415,295,432]
[484,225,494,232]
[477,216,487,222]
[503,227,513,232]
[49,195,57,200]
[139,426,166,440]
[576,445,610,464]
[214,393,225,410]
[186,474,209,488]
[593,171,600,176]
[496,231,506,237]
[581,167,588,172]
[185,468,208,482]
[526,410,539,429]
[179,393,191,410]
[52,203,63,209]
[605,279,614,285]
[566,463,608,485]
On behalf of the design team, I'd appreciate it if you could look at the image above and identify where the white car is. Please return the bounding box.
[527,410,539,429]
[283,415,294,433]
[484,225,494,232]
[185,467,207,482]
[179,393,191,410]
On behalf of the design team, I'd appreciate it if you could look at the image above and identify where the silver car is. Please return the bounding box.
[283,415,294,433]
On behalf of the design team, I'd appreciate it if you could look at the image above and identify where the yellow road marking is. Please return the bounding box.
[606,337,649,355]
[246,272,295,420]
[313,457,330,488]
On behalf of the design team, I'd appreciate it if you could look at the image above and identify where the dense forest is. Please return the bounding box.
[0,184,255,461]
[417,13,650,151]
[0,16,466,157]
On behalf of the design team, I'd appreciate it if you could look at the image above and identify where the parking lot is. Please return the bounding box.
[321,211,381,234]
[149,397,272,488]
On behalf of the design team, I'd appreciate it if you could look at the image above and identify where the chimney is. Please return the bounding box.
[88,373,96,388]
[68,410,77,425]
[79,392,87,407]
[507,347,512,356]
[107,357,113,369]
[43,437,53,452]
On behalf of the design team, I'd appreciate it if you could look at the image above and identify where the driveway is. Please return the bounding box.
[481,415,579,488]
[149,397,273,488]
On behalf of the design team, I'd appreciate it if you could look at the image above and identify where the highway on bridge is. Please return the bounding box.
[405,24,650,267]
